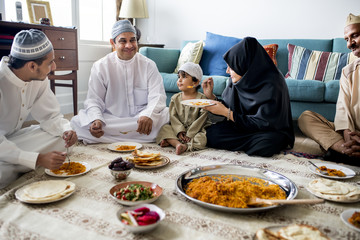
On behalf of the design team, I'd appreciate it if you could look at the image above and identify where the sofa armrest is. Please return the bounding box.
[139,47,180,73]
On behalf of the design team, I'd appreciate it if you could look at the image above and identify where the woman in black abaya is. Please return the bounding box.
[202,37,294,157]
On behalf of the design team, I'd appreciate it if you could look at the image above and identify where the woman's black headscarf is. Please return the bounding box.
[222,37,294,146]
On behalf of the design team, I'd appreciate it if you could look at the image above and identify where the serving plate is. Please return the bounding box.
[176,164,298,213]
[308,162,356,179]
[107,142,142,152]
[180,99,215,108]
[109,181,163,206]
[45,161,91,177]
[15,180,75,204]
[126,155,170,169]
[341,209,360,232]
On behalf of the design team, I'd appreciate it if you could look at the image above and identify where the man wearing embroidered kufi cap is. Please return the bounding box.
[298,13,360,166]
[0,29,78,189]
[71,20,169,144]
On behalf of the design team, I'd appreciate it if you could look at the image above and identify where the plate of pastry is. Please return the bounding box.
[125,149,170,169]
[180,99,215,108]
[45,161,91,177]
[15,180,75,204]
[307,178,360,203]
[107,142,143,152]
[308,162,356,179]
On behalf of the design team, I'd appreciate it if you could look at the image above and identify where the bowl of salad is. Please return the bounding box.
[109,181,163,206]
[117,204,165,233]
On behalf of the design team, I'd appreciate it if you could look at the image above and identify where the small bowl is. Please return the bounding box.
[116,203,165,233]
[110,168,132,180]
[109,181,163,206]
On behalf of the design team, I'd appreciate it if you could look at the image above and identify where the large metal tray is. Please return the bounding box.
[176,164,298,213]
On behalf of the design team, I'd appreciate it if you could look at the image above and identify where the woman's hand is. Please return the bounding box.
[204,101,228,116]
[201,77,215,99]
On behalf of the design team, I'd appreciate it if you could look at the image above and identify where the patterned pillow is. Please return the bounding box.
[263,44,278,66]
[286,44,356,82]
[174,41,204,73]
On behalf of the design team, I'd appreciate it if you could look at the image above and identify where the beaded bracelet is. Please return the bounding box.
[227,108,231,121]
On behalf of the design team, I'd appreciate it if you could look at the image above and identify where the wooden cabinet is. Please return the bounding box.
[0,20,78,114]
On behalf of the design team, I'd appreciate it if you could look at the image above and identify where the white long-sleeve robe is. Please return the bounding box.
[0,57,72,188]
[71,52,169,143]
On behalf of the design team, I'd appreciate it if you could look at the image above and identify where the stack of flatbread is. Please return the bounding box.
[308,178,360,202]
[126,149,162,166]
[16,180,75,203]
[255,224,329,240]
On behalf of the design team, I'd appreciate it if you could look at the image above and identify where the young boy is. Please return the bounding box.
[156,62,211,155]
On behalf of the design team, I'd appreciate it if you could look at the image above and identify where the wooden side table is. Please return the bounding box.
[0,21,79,115]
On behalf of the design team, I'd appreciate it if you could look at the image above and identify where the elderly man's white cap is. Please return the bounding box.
[10,29,53,60]
[111,19,136,40]
[346,13,360,27]
[179,62,203,82]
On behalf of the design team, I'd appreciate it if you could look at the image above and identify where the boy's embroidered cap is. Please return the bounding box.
[179,62,203,82]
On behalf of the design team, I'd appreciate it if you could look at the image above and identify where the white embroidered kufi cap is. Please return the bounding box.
[111,19,136,40]
[10,29,53,60]
[346,13,360,27]
[179,62,203,82]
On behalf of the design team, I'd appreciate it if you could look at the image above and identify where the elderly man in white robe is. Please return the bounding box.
[0,29,78,189]
[298,13,360,166]
[71,20,169,144]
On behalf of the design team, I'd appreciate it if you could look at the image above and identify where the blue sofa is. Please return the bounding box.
[139,38,350,121]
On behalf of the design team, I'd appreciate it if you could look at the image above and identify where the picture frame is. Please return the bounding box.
[26,0,53,25]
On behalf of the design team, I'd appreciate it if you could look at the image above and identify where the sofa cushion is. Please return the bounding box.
[324,80,340,103]
[285,78,325,102]
[286,44,356,82]
[200,32,242,76]
[174,40,204,73]
[139,47,180,73]
[263,44,279,66]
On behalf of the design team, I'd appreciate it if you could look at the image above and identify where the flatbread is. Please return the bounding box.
[278,224,329,240]
[308,178,360,201]
[255,224,329,240]
[19,180,75,203]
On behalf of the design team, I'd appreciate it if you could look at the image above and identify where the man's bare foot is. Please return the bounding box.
[160,139,170,147]
[175,143,187,155]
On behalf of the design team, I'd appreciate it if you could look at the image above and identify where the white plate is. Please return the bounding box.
[15,180,75,204]
[308,162,356,179]
[109,181,163,206]
[341,209,360,232]
[180,99,215,108]
[125,155,170,170]
[45,161,91,177]
[116,204,166,233]
[306,186,360,203]
[107,142,142,152]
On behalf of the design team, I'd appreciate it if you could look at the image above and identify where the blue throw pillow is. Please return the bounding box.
[200,32,242,76]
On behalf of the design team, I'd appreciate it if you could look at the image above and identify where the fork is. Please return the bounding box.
[308,161,328,175]
[66,148,71,169]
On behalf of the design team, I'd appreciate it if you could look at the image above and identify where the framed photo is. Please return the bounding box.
[26,0,53,25]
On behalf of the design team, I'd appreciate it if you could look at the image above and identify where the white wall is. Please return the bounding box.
[137,0,360,48]
[59,0,360,115]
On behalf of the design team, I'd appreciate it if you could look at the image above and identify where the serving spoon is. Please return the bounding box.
[248,198,324,206]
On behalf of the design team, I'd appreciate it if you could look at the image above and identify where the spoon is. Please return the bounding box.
[66,148,71,169]
[308,161,328,175]
[248,198,324,206]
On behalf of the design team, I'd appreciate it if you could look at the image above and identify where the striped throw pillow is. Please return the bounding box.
[285,44,356,82]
